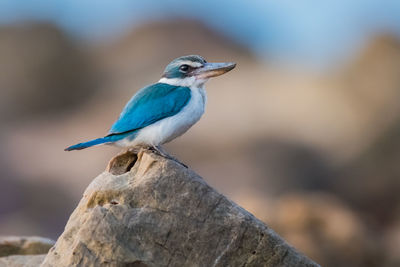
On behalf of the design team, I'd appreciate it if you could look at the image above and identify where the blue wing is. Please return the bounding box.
[64,83,190,151]
[108,83,191,136]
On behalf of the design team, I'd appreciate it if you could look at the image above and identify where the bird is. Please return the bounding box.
[65,55,236,158]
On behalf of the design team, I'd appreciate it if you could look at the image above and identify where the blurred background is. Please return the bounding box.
[1,0,400,266]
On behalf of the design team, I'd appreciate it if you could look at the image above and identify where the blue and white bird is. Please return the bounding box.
[65,55,235,155]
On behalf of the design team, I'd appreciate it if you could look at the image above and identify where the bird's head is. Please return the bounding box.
[160,55,236,87]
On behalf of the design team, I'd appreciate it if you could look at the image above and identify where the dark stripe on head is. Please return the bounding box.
[162,55,207,79]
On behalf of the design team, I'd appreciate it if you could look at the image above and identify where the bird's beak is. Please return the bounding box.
[192,62,236,79]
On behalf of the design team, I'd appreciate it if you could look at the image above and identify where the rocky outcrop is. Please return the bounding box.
[41,148,318,267]
[0,236,54,267]
[0,236,54,257]
[0,255,46,267]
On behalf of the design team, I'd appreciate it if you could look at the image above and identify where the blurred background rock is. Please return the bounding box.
[0,1,400,266]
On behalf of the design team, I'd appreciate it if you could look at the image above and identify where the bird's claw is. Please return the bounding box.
[149,146,188,168]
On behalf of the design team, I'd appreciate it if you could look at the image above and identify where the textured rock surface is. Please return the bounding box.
[0,236,54,257]
[0,255,46,267]
[42,149,319,267]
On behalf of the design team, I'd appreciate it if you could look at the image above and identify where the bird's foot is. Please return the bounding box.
[149,145,188,168]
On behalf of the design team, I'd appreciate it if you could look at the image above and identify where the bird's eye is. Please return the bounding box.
[179,64,190,72]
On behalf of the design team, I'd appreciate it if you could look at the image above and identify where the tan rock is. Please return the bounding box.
[0,255,46,267]
[0,236,54,257]
[42,149,319,266]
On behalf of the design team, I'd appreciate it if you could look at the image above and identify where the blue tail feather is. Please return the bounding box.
[65,136,111,151]
[65,131,136,151]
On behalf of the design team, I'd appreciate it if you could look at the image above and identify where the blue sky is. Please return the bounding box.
[1,0,400,66]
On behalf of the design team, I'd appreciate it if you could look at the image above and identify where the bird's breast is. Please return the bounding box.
[162,86,206,142]
[129,86,206,146]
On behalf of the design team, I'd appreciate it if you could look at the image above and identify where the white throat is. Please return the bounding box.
[159,76,209,88]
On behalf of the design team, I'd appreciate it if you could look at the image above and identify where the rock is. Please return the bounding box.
[42,149,319,267]
[0,236,55,257]
[0,255,46,267]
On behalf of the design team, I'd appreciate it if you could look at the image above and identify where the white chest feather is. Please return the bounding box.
[116,85,206,147]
